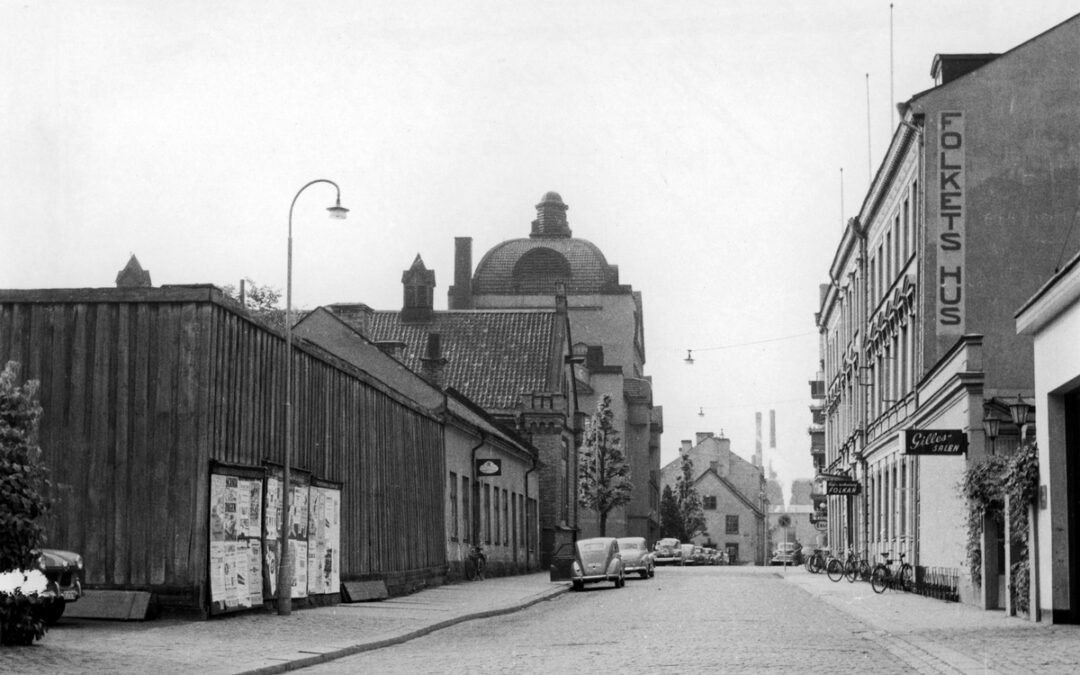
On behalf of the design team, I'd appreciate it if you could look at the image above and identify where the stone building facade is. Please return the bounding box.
[815,14,1080,612]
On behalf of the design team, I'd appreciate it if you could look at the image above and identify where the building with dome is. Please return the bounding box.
[449,192,663,542]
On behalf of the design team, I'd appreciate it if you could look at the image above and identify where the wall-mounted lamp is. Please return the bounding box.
[983,394,1034,456]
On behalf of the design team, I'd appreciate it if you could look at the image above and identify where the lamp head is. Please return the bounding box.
[327,197,349,220]
[982,411,1000,440]
[1008,394,1031,427]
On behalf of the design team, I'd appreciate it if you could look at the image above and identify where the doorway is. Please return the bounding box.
[1064,390,1080,622]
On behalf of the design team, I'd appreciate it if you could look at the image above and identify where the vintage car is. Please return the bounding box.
[679,543,696,565]
[652,537,682,565]
[770,541,803,566]
[615,536,655,579]
[35,548,85,624]
[567,537,624,591]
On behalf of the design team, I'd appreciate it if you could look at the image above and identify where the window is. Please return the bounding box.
[462,476,471,543]
[503,489,510,546]
[493,487,499,547]
[726,515,739,535]
[449,472,458,541]
[703,496,717,510]
[484,483,491,545]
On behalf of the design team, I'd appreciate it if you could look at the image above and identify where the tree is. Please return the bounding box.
[223,278,286,331]
[675,454,707,542]
[659,485,683,540]
[577,394,633,536]
[0,361,53,644]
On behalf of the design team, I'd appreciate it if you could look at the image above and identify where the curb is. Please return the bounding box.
[239,584,571,675]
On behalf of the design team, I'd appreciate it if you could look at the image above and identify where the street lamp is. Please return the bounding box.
[279,179,348,616]
[1008,394,1032,444]
[982,409,1001,455]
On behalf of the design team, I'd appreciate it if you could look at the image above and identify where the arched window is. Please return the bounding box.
[511,248,571,294]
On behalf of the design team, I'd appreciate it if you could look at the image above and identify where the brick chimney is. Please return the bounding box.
[530,191,572,238]
[448,237,473,310]
[680,439,692,454]
[420,333,447,387]
[401,255,435,323]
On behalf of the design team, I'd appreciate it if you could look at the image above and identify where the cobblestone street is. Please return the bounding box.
[301,566,1080,674]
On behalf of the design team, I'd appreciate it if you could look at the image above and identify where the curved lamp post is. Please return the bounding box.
[279,179,348,616]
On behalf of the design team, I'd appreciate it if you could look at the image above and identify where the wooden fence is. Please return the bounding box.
[0,286,446,612]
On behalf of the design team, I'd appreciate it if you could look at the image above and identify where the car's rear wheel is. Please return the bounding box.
[36,599,66,626]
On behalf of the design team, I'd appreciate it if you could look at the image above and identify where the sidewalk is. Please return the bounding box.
[781,567,1080,673]
[0,573,569,675]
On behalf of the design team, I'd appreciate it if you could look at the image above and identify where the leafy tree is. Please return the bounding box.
[675,454,707,542]
[223,278,286,331]
[0,361,53,644]
[577,394,633,536]
[659,485,683,540]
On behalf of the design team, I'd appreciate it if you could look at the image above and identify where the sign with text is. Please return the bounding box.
[937,110,966,334]
[826,480,861,495]
[903,429,968,456]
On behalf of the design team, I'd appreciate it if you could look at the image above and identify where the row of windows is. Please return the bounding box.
[701,497,741,534]
[448,471,531,549]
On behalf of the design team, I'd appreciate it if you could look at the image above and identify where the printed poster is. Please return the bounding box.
[210,473,265,613]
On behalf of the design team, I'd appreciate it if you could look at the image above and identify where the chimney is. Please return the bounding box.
[401,254,435,323]
[680,439,692,454]
[116,254,152,288]
[555,282,568,316]
[448,237,473,310]
[420,333,448,387]
[333,304,374,338]
[754,412,763,467]
[769,410,776,449]
[695,432,714,445]
[530,191,572,238]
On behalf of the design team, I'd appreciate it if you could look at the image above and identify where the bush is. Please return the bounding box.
[0,361,53,645]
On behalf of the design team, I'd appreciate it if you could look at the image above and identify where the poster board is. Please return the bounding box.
[264,467,311,600]
[306,480,342,595]
[208,465,265,615]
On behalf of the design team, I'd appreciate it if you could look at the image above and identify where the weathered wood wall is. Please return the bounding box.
[0,286,446,610]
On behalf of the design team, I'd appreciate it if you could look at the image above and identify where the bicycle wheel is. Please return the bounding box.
[856,559,871,582]
[871,565,890,594]
[464,557,477,581]
[900,563,914,592]
[826,558,845,582]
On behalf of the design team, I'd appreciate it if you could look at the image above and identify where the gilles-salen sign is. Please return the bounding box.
[902,429,968,456]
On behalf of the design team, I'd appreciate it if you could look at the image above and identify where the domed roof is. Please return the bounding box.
[472,193,620,295]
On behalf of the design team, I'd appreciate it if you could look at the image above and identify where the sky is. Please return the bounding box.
[3,1,1078,500]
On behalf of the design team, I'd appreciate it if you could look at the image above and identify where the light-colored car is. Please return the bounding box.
[569,537,625,591]
[653,537,682,566]
[616,537,655,579]
[770,541,803,566]
[679,543,696,565]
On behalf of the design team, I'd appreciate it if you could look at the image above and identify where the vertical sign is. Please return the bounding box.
[937,111,965,334]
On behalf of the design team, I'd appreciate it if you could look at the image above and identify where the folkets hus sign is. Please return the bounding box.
[902,429,968,456]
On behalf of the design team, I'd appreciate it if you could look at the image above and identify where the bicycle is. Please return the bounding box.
[464,544,486,581]
[804,548,827,574]
[870,551,913,594]
[845,554,872,583]
[825,550,848,582]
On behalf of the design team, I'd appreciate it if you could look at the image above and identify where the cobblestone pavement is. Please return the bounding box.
[0,573,566,674]
[4,566,1080,674]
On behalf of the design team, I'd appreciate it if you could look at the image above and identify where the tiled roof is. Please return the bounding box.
[472,237,619,295]
[329,307,559,411]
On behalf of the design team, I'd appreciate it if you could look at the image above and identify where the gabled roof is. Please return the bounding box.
[327,306,561,410]
[695,468,764,518]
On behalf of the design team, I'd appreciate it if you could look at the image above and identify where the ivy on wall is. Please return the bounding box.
[959,443,1039,614]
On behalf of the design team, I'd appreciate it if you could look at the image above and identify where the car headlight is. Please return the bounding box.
[74,555,84,570]
[571,561,582,576]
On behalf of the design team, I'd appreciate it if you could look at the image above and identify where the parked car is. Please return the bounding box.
[35,548,85,625]
[568,537,625,591]
[679,543,696,565]
[615,537,655,579]
[770,541,803,566]
[684,545,708,566]
[652,538,682,566]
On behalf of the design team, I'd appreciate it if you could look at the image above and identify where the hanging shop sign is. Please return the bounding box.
[826,480,861,495]
[902,429,968,456]
[476,458,502,477]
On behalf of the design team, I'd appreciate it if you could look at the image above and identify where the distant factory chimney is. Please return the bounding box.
[769,409,776,449]
[754,412,763,467]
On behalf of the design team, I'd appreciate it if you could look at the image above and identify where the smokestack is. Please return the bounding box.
[448,237,473,310]
[755,412,762,467]
[769,410,776,449]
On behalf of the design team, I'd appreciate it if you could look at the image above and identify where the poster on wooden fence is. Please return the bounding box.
[306,485,341,595]
[263,468,310,599]
[209,470,264,614]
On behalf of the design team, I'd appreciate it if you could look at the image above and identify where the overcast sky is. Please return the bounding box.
[3,1,1077,499]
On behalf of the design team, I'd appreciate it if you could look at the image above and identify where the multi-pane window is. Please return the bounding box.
[503,489,509,546]
[703,496,717,510]
[493,487,499,547]
[725,515,739,535]
[484,483,492,545]
[462,476,471,543]
[449,472,458,541]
